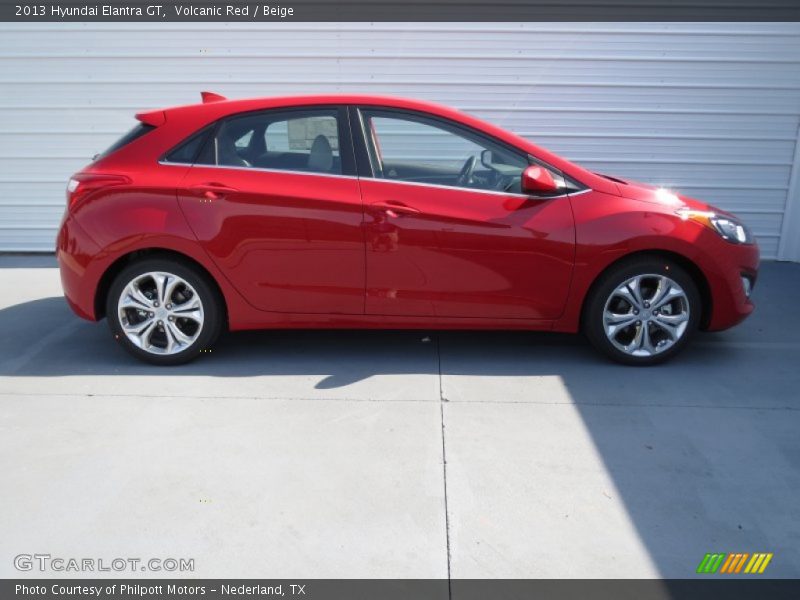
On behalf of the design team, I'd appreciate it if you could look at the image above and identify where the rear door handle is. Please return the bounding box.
[370,200,421,217]
[189,182,239,200]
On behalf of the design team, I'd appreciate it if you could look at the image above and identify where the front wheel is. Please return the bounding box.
[583,257,701,365]
[106,258,223,365]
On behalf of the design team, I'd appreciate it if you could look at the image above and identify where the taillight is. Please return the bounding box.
[66,173,130,210]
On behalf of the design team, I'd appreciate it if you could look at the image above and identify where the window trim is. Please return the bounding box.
[355,172,592,200]
[352,106,586,197]
[156,160,361,183]
[349,105,377,178]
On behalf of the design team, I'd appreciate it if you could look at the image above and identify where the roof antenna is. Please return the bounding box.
[201,91,227,103]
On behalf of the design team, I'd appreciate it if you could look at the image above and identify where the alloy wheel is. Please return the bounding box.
[602,273,690,357]
[117,271,205,355]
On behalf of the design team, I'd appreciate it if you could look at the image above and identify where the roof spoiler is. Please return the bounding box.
[133,91,226,125]
[201,91,227,103]
[135,109,166,127]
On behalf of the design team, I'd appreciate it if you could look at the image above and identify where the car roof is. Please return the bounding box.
[157,93,464,120]
[138,93,616,194]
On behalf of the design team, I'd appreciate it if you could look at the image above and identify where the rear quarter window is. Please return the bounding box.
[162,127,214,164]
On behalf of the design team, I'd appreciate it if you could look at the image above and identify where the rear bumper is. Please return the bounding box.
[703,241,760,331]
[56,213,102,321]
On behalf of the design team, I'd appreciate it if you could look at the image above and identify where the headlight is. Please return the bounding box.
[676,208,753,244]
[710,215,752,244]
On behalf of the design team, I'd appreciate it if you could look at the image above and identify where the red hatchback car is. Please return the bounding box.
[57,93,759,366]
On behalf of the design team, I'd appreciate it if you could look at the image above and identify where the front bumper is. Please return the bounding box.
[703,240,760,331]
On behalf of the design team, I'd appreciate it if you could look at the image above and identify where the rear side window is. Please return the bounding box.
[100,123,155,158]
[198,108,344,175]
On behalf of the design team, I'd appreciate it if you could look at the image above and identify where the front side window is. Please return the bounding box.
[199,108,343,175]
[360,110,530,193]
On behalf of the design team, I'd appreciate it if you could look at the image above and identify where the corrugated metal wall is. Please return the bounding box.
[1,22,798,258]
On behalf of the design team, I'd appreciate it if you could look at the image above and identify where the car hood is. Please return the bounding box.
[598,173,727,214]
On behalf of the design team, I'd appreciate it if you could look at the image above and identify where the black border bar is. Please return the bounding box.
[3,0,800,21]
[5,579,800,600]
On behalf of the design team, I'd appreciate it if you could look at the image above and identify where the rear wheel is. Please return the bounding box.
[583,257,701,365]
[106,258,223,365]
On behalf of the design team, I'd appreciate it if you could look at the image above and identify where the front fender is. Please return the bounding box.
[554,191,734,332]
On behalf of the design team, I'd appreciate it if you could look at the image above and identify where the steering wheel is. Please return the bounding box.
[456,155,477,187]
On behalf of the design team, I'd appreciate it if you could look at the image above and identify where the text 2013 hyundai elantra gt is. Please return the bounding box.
[56,93,759,365]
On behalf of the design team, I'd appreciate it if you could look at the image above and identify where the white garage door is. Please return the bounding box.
[1,22,799,259]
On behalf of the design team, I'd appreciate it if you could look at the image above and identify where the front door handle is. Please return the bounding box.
[189,182,239,200]
[370,200,421,217]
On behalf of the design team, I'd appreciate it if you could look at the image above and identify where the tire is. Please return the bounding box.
[583,256,701,366]
[106,258,223,365]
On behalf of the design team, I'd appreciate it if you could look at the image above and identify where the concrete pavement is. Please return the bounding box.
[0,257,798,578]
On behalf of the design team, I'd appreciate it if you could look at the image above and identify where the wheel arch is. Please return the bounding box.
[579,249,712,331]
[94,247,229,327]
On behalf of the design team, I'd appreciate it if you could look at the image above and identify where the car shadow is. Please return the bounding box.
[0,291,790,406]
[0,294,748,387]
